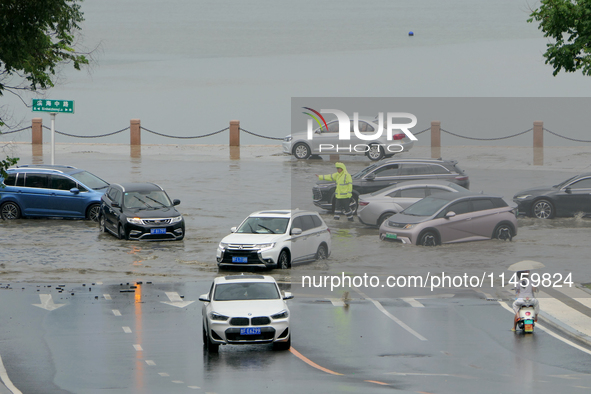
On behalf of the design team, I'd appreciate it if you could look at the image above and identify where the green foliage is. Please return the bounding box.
[0,0,88,94]
[528,0,591,76]
[0,156,19,186]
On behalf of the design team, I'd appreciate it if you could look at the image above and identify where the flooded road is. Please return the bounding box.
[2,143,591,288]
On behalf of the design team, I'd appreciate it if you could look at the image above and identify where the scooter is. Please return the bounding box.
[517,300,536,333]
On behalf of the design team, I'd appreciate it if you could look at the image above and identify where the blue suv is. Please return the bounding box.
[0,165,109,221]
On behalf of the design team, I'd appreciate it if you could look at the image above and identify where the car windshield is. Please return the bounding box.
[352,163,380,179]
[402,196,449,216]
[237,217,289,234]
[213,282,280,301]
[123,190,172,209]
[555,175,580,189]
[70,171,109,190]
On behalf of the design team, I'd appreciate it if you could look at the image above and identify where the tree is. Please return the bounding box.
[528,0,591,76]
[0,0,91,175]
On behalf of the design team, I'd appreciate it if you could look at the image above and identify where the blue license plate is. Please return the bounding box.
[232,256,248,263]
[240,327,261,335]
[150,228,166,235]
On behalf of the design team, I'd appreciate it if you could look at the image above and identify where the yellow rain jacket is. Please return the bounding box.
[319,162,353,200]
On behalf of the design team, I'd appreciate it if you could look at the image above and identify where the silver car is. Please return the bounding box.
[379,192,517,246]
[357,181,468,227]
[283,116,414,161]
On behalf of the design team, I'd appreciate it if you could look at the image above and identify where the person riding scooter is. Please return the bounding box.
[512,270,539,332]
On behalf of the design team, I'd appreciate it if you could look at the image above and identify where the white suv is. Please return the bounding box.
[217,209,331,269]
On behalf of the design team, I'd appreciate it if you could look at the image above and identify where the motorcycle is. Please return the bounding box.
[516,299,536,333]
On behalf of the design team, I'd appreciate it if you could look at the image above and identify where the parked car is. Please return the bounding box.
[99,183,185,241]
[513,173,591,219]
[283,116,414,161]
[379,192,517,246]
[0,165,108,221]
[217,209,331,269]
[313,158,469,213]
[199,274,293,352]
[357,181,469,227]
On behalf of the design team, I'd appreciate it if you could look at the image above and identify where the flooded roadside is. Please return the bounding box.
[1,143,591,285]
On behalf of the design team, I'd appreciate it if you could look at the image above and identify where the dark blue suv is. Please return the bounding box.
[0,165,109,221]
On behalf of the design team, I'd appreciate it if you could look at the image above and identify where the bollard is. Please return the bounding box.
[130,119,141,146]
[229,120,240,147]
[32,118,43,145]
[533,121,543,165]
[431,121,441,159]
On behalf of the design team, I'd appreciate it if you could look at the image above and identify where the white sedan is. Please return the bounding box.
[200,275,293,352]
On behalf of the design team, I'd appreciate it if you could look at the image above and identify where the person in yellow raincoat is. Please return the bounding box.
[316,162,353,221]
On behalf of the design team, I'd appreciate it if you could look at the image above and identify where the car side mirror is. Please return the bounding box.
[565,187,572,194]
[69,187,80,194]
[230,226,237,233]
[283,292,294,300]
[198,294,210,302]
[445,211,456,219]
[315,129,321,134]
[291,228,302,235]
[111,201,120,208]
[365,173,376,181]
[173,199,181,206]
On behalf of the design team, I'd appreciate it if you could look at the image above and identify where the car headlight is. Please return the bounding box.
[514,194,532,200]
[271,310,289,320]
[403,224,415,229]
[127,217,143,225]
[284,136,292,142]
[255,243,275,250]
[218,242,229,250]
[209,312,229,321]
[170,215,183,223]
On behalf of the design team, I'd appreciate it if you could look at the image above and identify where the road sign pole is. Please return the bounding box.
[50,113,56,165]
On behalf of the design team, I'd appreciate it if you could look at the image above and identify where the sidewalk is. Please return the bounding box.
[502,283,591,345]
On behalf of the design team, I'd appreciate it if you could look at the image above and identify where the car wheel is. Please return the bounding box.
[273,335,291,351]
[349,195,359,215]
[118,224,128,240]
[493,223,513,241]
[277,250,291,269]
[367,144,385,161]
[532,199,554,219]
[377,212,394,227]
[316,244,328,260]
[293,143,311,160]
[0,202,21,220]
[418,231,438,246]
[99,215,106,233]
[86,204,100,222]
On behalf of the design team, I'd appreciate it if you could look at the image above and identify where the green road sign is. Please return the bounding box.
[32,99,75,113]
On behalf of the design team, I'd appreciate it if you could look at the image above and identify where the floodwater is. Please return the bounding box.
[2,143,591,289]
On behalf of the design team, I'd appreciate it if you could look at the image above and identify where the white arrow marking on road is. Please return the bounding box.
[162,292,195,308]
[33,294,66,311]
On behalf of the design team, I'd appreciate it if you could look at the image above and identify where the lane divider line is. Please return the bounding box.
[365,380,390,386]
[133,344,143,351]
[0,354,22,394]
[122,326,132,334]
[497,300,591,356]
[289,348,343,376]
[103,294,112,300]
[145,360,156,366]
[354,288,427,341]
[112,309,121,316]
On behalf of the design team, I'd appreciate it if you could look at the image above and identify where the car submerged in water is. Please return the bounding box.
[99,183,185,241]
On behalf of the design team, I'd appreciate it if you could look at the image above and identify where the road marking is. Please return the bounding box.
[112,309,121,316]
[553,286,591,310]
[0,354,22,394]
[122,326,132,334]
[172,381,184,384]
[386,372,472,378]
[158,373,170,377]
[365,380,389,385]
[145,360,156,366]
[133,344,143,351]
[32,294,66,311]
[401,298,424,307]
[289,348,343,376]
[161,292,195,308]
[328,298,346,307]
[103,294,112,300]
[497,300,591,356]
[354,288,427,341]
[188,387,200,390]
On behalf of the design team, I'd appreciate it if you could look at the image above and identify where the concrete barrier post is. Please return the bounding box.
[32,118,43,145]
[533,121,543,165]
[130,119,141,146]
[229,120,240,147]
[431,121,441,158]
